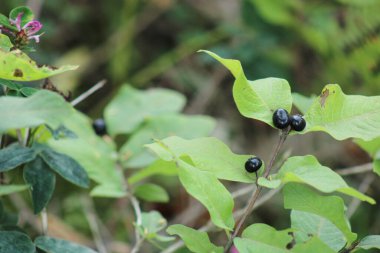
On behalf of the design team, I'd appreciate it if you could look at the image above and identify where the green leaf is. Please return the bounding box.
[0,144,36,172]
[138,211,168,239]
[355,137,380,176]
[291,237,336,253]
[0,231,35,253]
[40,147,89,188]
[0,79,21,90]
[0,14,15,31]
[9,6,34,27]
[200,50,292,127]
[0,49,77,81]
[242,223,292,246]
[234,237,289,253]
[0,185,29,196]
[35,236,97,253]
[104,85,186,136]
[127,159,177,185]
[48,111,125,197]
[283,183,357,243]
[134,183,169,203]
[270,155,375,204]
[120,114,215,168]
[357,235,380,250]
[20,87,38,97]
[0,90,73,133]
[291,93,316,115]
[146,136,257,183]
[290,210,346,251]
[167,224,223,253]
[303,84,380,140]
[0,34,13,52]
[23,156,56,214]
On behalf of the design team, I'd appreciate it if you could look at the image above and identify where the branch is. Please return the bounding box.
[347,173,375,218]
[70,80,106,107]
[336,163,372,176]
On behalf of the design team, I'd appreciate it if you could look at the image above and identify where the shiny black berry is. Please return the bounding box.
[272,109,290,129]
[290,114,306,132]
[245,157,263,173]
[92,118,107,136]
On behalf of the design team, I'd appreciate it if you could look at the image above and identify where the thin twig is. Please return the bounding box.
[23,128,30,147]
[81,195,108,253]
[70,80,106,107]
[41,208,48,235]
[336,163,373,176]
[161,188,281,253]
[16,129,23,146]
[224,129,289,253]
[347,174,375,219]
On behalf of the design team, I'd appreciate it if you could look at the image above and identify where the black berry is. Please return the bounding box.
[245,157,263,173]
[290,114,306,132]
[92,118,107,136]
[272,109,290,129]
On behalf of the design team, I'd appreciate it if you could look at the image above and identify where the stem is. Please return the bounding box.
[16,129,23,146]
[41,208,48,235]
[70,80,106,107]
[224,129,289,253]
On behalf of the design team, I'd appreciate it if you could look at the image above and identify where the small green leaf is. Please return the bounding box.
[0,14,15,31]
[0,90,73,133]
[20,87,39,97]
[291,237,336,253]
[0,49,77,81]
[355,137,380,176]
[9,6,34,27]
[23,156,56,214]
[146,136,257,183]
[167,224,223,253]
[304,84,380,140]
[120,114,215,168]
[127,159,177,185]
[138,211,167,239]
[357,235,380,250]
[273,155,375,204]
[0,79,21,90]
[104,85,186,136]
[134,183,169,203]
[0,185,29,196]
[0,34,13,52]
[35,236,97,253]
[0,231,35,253]
[290,210,346,251]
[40,147,89,188]
[283,183,357,243]
[200,50,292,127]
[234,237,289,253]
[0,144,36,172]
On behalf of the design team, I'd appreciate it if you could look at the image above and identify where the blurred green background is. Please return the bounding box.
[1,0,380,252]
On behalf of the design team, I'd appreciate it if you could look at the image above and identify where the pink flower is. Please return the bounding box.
[230,245,239,253]
[9,12,43,43]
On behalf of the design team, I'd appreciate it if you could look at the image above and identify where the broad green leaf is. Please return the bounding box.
[146,136,257,183]
[104,85,186,136]
[283,183,357,243]
[120,114,215,168]
[291,237,336,253]
[176,160,234,230]
[241,223,292,249]
[304,84,380,140]
[0,90,73,133]
[0,231,35,253]
[200,50,292,127]
[234,237,288,253]
[290,210,346,251]
[0,49,77,81]
[48,111,125,197]
[0,184,29,196]
[291,93,316,115]
[134,183,169,203]
[23,156,56,214]
[167,224,223,253]
[0,144,36,172]
[127,159,177,185]
[40,147,89,188]
[138,211,168,239]
[9,6,34,27]
[0,34,12,52]
[357,235,380,250]
[35,236,97,253]
[269,155,375,204]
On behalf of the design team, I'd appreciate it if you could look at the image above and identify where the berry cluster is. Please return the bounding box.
[272,108,306,132]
